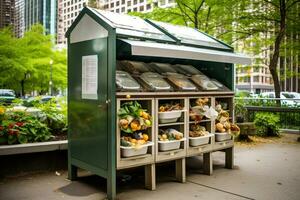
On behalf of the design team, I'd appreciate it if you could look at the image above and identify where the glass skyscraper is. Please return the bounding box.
[24,0,56,36]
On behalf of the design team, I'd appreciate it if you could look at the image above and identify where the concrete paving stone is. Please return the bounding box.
[0,141,299,200]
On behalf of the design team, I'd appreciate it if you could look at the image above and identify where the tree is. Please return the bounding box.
[230,0,300,101]
[0,24,67,96]
[131,0,300,98]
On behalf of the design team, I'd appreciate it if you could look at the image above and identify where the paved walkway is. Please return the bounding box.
[0,135,299,200]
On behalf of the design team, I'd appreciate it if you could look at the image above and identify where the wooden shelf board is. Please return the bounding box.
[158,122,184,127]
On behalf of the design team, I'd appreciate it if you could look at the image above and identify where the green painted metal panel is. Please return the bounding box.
[106,30,117,200]
[68,38,108,171]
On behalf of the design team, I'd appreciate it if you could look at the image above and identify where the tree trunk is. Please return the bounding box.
[268,0,286,106]
[20,79,25,97]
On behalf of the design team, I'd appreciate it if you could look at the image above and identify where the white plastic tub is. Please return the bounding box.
[215,133,232,142]
[189,133,213,147]
[158,138,186,152]
[158,110,183,123]
[121,142,153,158]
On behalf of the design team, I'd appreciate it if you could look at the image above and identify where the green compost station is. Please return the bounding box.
[66,6,251,200]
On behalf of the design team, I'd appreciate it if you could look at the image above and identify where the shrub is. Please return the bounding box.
[254,113,280,137]
[0,110,52,145]
[33,98,67,134]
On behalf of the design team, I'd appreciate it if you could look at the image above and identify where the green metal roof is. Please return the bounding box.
[146,20,233,51]
[91,9,176,43]
[65,7,251,65]
[66,7,233,51]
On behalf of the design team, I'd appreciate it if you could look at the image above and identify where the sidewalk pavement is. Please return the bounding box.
[0,137,299,200]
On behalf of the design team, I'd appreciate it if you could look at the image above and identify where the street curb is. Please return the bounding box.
[0,140,68,156]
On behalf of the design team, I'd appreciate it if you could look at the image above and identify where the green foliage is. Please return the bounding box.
[0,110,52,145]
[0,24,67,96]
[33,97,67,134]
[0,96,67,145]
[254,113,280,137]
[130,0,300,94]
[234,99,247,119]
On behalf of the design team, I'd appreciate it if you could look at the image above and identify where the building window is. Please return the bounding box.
[116,8,120,13]
[122,0,125,4]
[253,76,259,82]
[253,66,260,73]
[146,4,151,10]
[127,1,131,6]
[140,6,144,11]
[117,1,119,6]
[127,9,131,12]
[133,7,137,11]
[243,77,250,83]
[134,0,138,5]
[121,7,125,12]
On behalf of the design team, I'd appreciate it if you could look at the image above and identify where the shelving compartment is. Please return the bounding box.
[155,98,188,162]
[187,97,214,156]
[213,96,234,150]
[116,98,155,169]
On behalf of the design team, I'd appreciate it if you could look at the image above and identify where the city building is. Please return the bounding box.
[56,0,90,46]
[24,0,56,36]
[0,0,24,37]
[235,63,274,94]
[14,0,25,37]
[102,0,176,13]
[0,0,15,30]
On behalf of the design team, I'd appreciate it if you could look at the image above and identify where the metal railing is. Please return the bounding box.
[234,97,300,130]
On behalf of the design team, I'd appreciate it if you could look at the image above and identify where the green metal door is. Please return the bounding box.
[68,38,109,172]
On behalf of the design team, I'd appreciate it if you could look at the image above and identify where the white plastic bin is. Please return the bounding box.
[189,133,212,147]
[158,138,186,151]
[121,142,153,158]
[215,133,232,142]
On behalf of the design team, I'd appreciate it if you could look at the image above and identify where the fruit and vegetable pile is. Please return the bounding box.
[158,128,184,141]
[215,104,240,134]
[159,102,183,112]
[120,132,149,147]
[118,101,152,147]
[190,98,217,122]
[189,124,209,137]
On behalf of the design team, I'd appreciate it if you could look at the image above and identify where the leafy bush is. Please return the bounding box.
[254,113,280,137]
[234,99,248,122]
[0,97,67,145]
[0,109,52,144]
[32,98,67,134]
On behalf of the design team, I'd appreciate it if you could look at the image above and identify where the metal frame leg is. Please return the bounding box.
[145,163,156,190]
[175,158,186,183]
[203,152,213,175]
[107,174,116,200]
[225,147,234,169]
[68,164,77,181]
